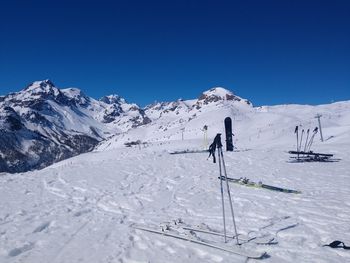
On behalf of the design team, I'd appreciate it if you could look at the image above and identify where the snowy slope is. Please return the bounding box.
[99,87,253,149]
[99,91,350,153]
[1,95,350,262]
[0,137,349,262]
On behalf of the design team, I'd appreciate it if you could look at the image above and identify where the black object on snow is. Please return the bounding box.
[224,117,234,151]
[323,240,350,250]
[288,151,339,162]
[208,133,222,163]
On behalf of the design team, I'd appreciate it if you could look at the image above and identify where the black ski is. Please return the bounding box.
[288,150,337,162]
[288,151,333,157]
[224,117,234,151]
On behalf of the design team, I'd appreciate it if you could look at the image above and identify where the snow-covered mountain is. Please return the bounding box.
[0,81,253,173]
[1,80,350,174]
[0,80,150,173]
[99,87,350,152]
[101,87,253,149]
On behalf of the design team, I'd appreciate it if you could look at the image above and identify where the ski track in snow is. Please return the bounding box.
[0,140,350,263]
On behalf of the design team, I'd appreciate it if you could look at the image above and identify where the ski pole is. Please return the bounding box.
[294,126,299,158]
[210,133,240,245]
[303,129,310,152]
[219,147,240,245]
[307,127,318,152]
[306,135,312,152]
[217,146,227,243]
[299,129,304,154]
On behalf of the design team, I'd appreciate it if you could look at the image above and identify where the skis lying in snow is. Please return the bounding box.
[288,151,338,162]
[181,225,277,245]
[219,176,301,194]
[132,224,267,259]
[288,151,333,157]
[169,149,208,155]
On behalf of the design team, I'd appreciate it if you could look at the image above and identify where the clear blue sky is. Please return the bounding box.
[0,0,349,106]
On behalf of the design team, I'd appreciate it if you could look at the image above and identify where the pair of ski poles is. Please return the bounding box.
[295,126,318,154]
[209,134,239,245]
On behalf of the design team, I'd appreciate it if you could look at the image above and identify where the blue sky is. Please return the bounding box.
[0,0,349,106]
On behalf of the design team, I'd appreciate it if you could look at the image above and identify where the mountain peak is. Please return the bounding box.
[23,79,60,97]
[26,79,55,89]
[202,87,233,98]
[100,94,126,105]
[61,87,90,106]
[198,87,235,103]
[196,87,252,107]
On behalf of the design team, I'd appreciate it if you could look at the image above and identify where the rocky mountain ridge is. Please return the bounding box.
[0,80,151,173]
[0,81,247,173]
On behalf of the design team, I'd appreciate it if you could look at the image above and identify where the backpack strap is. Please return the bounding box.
[208,141,217,163]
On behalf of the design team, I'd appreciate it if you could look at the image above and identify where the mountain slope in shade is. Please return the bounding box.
[0,80,149,173]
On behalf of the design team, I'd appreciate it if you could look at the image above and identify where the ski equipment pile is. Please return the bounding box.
[290,126,336,162]
[288,150,337,162]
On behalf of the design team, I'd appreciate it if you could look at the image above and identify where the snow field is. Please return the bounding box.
[1,137,349,262]
[1,97,350,262]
